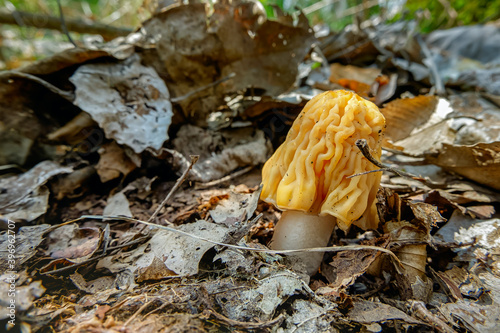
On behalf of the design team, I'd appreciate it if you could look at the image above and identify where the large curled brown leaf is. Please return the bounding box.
[138,0,315,125]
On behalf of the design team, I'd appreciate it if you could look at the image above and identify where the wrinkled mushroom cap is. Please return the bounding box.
[261,90,386,231]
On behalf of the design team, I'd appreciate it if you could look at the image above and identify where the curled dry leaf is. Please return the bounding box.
[45,224,102,264]
[138,0,315,125]
[380,95,439,142]
[0,224,50,271]
[97,220,229,278]
[0,161,73,221]
[329,63,381,85]
[426,142,500,191]
[172,125,269,182]
[70,55,173,154]
[96,142,139,183]
[321,237,390,293]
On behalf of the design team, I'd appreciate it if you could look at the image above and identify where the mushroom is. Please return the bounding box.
[261,90,386,275]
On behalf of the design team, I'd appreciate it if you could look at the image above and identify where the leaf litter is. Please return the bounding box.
[1,1,500,332]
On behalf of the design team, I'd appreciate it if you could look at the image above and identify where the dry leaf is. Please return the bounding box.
[139,0,315,125]
[70,55,173,153]
[381,95,439,142]
[96,142,139,183]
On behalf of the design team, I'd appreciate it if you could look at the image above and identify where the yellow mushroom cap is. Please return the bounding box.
[261,90,386,231]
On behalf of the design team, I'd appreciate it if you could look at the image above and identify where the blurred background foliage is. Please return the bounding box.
[0,0,499,69]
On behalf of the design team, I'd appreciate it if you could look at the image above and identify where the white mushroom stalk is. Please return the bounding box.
[270,211,336,276]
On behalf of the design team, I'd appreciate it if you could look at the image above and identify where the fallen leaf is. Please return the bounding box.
[96,142,139,183]
[70,55,173,153]
[138,1,315,125]
[381,95,440,142]
[45,224,102,263]
[0,161,72,221]
[347,299,425,325]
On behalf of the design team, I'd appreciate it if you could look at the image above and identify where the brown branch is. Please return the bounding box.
[350,139,447,189]
[0,10,132,40]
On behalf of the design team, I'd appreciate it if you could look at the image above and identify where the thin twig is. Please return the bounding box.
[56,0,76,47]
[124,298,156,327]
[149,155,199,222]
[409,300,457,333]
[349,139,447,189]
[0,71,74,101]
[170,73,236,103]
[75,214,405,272]
[196,166,253,189]
[0,9,132,40]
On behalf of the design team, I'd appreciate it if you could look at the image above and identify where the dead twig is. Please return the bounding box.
[56,0,76,47]
[77,214,405,272]
[0,9,132,40]
[0,71,75,101]
[170,73,236,103]
[196,166,253,189]
[149,155,199,222]
[408,300,457,333]
[124,298,157,327]
[349,139,447,189]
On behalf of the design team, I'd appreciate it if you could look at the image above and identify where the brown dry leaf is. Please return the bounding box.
[336,78,371,98]
[426,141,500,191]
[347,299,425,325]
[0,224,50,271]
[409,201,446,229]
[320,237,389,293]
[96,142,139,183]
[329,63,381,85]
[46,112,97,145]
[70,272,115,294]
[136,256,177,282]
[435,266,484,300]
[439,302,500,333]
[139,0,315,125]
[381,95,439,142]
[19,48,117,76]
[51,165,96,201]
[45,224,102,264]
[385,219,433,301]
[172,125,269,182]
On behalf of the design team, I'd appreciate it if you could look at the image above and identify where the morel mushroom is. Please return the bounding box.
[261,90,386,275]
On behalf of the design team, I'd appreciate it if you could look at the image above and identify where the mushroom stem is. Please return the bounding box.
[270,210,336,276]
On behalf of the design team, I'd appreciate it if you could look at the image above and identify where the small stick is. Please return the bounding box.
[0,71,75,101]
[148,155,199,222]
[409,300,457,333]
[350,139,447,189]
[56,0,76,47]
[171,73,236,103]
[196,166,253,189]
